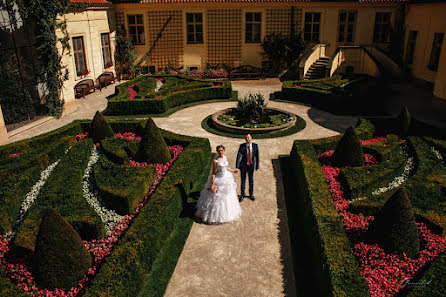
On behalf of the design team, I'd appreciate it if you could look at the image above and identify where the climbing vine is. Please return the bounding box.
[23,0,71,118]
[0,0,87,123]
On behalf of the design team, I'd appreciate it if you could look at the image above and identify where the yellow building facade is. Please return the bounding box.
[404,1,446,100]
[57,1,116,115]
[114,1,402,71]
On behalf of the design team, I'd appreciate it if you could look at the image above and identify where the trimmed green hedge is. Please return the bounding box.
[286,140,369,297]
[341,134,406,199]
[84,130,210,296]
[309,118,375,155]
[0,136,76,234]
[14,139,106,252]
[105,74,232,115]
[406,253,446,296]
[403,137,446,228]
[281,76,387,115]
[93,154,157,215]
[0,121,83,159]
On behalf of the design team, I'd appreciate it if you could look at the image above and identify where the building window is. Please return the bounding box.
[186,13,203,44]
[127,14,145,45]
[373,12,392,43]
[428,33,444,71]
[405,30,418,65]
[101,33,112,68]
[304,12,320,42]
[245,12,261,43]
[72,36,87,76]
[338,11,356,43]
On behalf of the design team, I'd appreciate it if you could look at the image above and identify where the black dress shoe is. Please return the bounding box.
[249,196,255,201]
[239,195,244,202]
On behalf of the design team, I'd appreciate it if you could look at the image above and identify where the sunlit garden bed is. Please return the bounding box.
[105,74,232,115]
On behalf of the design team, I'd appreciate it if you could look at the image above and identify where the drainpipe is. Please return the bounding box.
[290,6,295,37]
[86,11,97,80]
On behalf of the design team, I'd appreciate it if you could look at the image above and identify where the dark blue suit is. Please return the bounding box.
[236,142,259,197]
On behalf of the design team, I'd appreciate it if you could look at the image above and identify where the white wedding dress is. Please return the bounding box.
[196,155,241,224]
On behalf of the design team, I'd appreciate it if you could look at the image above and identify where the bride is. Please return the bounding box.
[196,145,241,224]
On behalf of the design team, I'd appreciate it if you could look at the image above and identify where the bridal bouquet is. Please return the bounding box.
[210,184,218,193]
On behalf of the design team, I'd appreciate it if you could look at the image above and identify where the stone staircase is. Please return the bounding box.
[304,57,329,80]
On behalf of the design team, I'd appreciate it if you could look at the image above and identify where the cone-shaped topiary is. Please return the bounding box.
[136,118,171,164]
[368,188,420,258]
[33,207,92,290]
[333,126,365,167]
[90,111,114,144]
[399,105,411,138]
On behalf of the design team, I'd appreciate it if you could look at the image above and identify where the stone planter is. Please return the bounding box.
[211,107,297,135]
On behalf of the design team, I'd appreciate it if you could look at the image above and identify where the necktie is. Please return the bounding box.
[248,145,251,166]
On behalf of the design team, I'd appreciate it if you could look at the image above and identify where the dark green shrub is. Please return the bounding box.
[341,134,406,199]
[310,118,374,155]
[100,137,139,165]
[93,155,157,215]
[33,207,92,290]
[136,118,171,164]
[333,126,365,167]
[399,105,411,138]
[368,188,420,258]
[90,111,114,144]
[84,131,211,296]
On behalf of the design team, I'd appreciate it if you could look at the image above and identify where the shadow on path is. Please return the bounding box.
[272,158,297,297]
[307,108,358,133]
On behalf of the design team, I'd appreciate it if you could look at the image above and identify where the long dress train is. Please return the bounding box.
[195,155,241,224]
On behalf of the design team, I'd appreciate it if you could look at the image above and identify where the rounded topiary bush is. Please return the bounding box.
[136,118,171,164]
[90,111,114,144]
[399,105,411,138]
[333,126,365,167]
[33,207,92,290]
[368,188,420,258]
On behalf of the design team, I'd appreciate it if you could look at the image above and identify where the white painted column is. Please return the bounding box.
[0,104,9,143]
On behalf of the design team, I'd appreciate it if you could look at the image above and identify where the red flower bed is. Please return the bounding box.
[75,132,141,141]
[128,85,137,100]
[318,137,446,297]
[0,143,183,296]
[8,153,21,158]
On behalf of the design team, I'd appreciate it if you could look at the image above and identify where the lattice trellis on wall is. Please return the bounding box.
[115,12,125,30]
[266,8,302,36]
[147,10,183,69]
[207,9,242,68]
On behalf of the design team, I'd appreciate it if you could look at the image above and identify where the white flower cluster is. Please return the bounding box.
[82,145,123,234]
[351,142,415,203]
[431,146,444,161]
[2,148,71,241]
[154,80,163,93]
[371,142,414,195]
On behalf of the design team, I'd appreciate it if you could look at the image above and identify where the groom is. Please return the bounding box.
[236,134,259,202]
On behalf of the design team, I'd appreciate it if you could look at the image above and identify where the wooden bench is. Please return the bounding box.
[74,79,95,99]
[229,65,264,80]
[97,72,116,91]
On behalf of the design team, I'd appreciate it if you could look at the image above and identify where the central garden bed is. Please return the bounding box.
[212,107,297,134]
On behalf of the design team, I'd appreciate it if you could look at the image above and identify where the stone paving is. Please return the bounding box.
[157,81,358,297]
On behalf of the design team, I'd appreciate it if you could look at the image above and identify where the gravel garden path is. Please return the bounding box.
[154,79,358,297]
